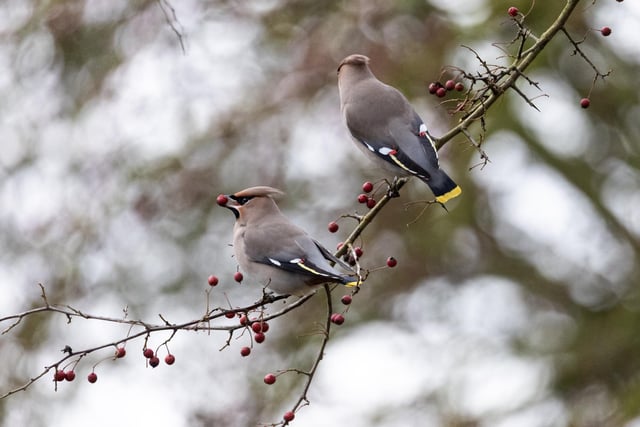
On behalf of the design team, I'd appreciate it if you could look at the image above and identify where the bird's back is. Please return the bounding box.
[342,78,415,139]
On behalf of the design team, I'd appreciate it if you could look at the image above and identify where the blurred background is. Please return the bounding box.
[1,0,639,426]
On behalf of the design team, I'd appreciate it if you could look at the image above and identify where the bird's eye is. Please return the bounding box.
[231,195,253,205]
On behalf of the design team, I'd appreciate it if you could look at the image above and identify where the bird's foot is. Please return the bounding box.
[386,177,402,198]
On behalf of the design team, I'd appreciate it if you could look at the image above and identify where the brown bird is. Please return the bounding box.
[218,186,358,296]
[338,54,461,204]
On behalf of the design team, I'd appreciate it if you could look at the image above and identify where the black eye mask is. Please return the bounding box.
[230,195,253,205]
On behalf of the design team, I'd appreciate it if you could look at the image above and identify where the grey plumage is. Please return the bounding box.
[338,54,461,204]
[218,186,358,296]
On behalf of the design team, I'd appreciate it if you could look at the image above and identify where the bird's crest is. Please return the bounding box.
[233,186,284,199]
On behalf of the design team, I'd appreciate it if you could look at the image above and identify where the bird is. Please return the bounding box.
[217,186,359,296]
[337,54,462,204]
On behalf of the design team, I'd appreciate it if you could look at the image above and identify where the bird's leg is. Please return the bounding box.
[255,282,289,305]
[385,177,402,198]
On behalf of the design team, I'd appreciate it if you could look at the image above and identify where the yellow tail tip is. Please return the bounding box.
[344,280,360,288]
[436,186,462,204]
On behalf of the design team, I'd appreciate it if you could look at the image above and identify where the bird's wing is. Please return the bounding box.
[344,83,440,180]
[243,223,356,285]
[388,111,441,174]
[346,118,437,182]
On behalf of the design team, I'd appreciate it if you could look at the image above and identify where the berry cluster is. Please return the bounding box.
[356,181,377,209]
[53,343,178,387]
[53,369,76,382]
[428,80,464,98]
[339,244,363,266]
[330,313,345,325]
[143,347,176,369]
[238,314,271,357]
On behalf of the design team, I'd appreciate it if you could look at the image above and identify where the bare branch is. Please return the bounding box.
[157,0,187,54]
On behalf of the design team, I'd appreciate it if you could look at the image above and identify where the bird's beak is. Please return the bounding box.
[216,194,240,218]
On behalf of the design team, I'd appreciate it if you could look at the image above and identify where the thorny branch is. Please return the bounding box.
[560,27,613,97]
[436,0,585,154]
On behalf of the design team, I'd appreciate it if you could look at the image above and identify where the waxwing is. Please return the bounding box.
[217,186,359,296]
[337,54,462,204]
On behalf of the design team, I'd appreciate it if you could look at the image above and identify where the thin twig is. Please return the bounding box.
[157,0,187,54]
[282,285,334,425]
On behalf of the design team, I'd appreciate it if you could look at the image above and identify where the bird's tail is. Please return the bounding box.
[341,275,361,288]
[423,169,462,204]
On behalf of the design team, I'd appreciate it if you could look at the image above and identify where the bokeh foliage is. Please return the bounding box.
[1,1,639,426]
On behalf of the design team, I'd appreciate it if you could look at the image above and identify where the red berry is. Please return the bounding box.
[251,321,269,333]
[362,181,374,193]
[341,295,352,305]
[428,82,439,94]
[283,411,295,422]
[366,198,376,209]
[436,87,446,98]
[216,194,228,206]
[87,372,98,383]
[336,242,344,251]
[115,347,126,358]
[508,6,519,17]
[254,332,266,343]
[354,247,363,258]
[54,370,66,382]
[149,356,160,368]
[260,321,270,333]
[328,221,339,233]
[600,26,612,36]
[165,354,175,365]
[224,311,236,319]
[239,314,249,326]
[444,80,456,91]
[455,82,464,92]
[64,370,76,382]
[386,256,398,268]
[580,98,590,109]
[240,346,251,357]
[234,271,243,283]
[143,348,154,359]
[207,275,219,286]
[264,373,276,385]
[331,313,345,325]
[357,193,369,204]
